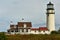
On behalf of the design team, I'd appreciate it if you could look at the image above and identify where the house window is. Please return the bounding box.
[15,30,18,32]
[14,25,17,28]
[43,31,45,32]
[24,29,26,32]
[20,29,22,32]
[8,30,10,32]
[11,30,14,32]
[24,24,26,28]
[39,30,41,32]
[26,29,28,32]
[22,29,24,32]
[35,30,36,32]
[28,29,30,32]
[18,27,20,28]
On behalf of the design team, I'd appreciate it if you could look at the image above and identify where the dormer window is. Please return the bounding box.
[24,24,26,28]
[14,25,16,28]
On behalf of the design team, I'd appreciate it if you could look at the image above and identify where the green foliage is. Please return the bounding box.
[6,34,60,40]
[51,31,58,34]
[58,28,60,34]
[0,32,60,40]
[0,32,7,40]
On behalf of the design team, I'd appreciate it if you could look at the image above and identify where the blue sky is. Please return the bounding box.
[0,0,60,32]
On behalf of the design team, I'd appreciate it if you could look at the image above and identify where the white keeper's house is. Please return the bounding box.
[7,21,50,34]
[7,2,55,34]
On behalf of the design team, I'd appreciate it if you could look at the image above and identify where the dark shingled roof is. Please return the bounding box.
[18,22,32,27]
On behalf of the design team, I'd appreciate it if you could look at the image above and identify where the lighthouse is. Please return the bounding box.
[46,2,55,32]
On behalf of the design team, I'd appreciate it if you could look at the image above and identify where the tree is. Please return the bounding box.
[58,28,60,34]
[51,31,58,34]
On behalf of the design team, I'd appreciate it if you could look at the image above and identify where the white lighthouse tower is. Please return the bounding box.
[46,2,55,32]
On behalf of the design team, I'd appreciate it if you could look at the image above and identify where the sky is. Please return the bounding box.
[0,0,60,32]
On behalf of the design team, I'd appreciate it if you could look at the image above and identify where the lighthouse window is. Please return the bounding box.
[47,5,53,8]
